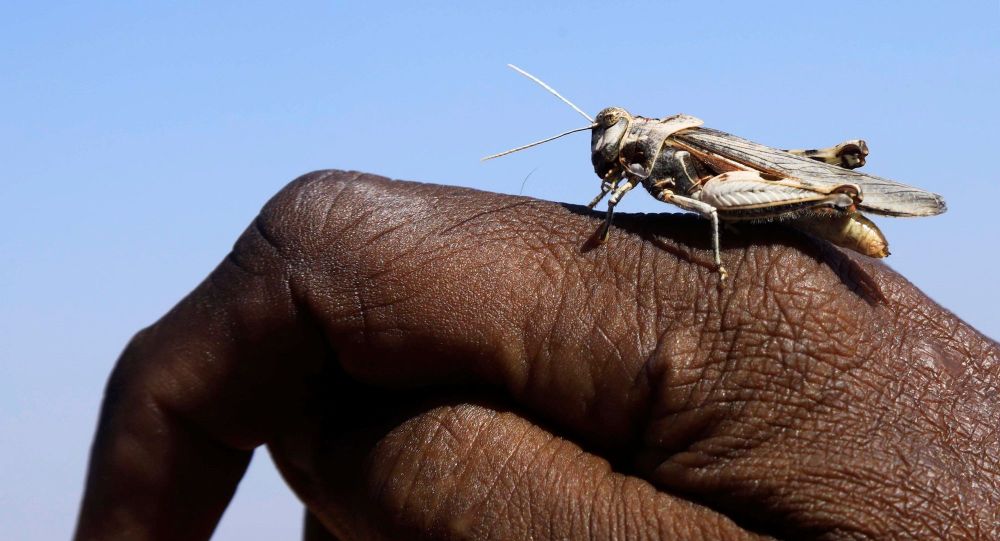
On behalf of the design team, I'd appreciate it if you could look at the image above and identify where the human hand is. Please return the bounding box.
[75,170,1000,540]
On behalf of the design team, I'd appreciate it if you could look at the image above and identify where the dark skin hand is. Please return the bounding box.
[75,170,999,540]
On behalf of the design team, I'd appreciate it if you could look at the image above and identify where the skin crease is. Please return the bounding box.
[73,170,999,541]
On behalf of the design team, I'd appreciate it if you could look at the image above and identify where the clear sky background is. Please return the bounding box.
[2,2,997,539]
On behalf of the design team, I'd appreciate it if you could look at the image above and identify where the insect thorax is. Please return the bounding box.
[639,147,708,196]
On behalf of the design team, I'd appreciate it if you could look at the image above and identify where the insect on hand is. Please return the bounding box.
[483,65,947,281]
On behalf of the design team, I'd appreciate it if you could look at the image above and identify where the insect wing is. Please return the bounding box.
[673,128,946,217]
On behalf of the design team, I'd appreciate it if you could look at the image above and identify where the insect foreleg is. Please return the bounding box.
[787,140,869,169]
[597,178,639,242]
[587,179,618,209]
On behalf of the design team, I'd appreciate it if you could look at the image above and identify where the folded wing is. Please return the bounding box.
[673,128,946,217]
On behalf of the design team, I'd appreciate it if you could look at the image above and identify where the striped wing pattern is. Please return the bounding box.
[674,128,946,217]
[702,178,830,209]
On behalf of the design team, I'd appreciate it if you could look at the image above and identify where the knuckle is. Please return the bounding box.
[367,405,494,525]
[108,324,161,385]
[101,327,152,408]
[235,169,430,289]
[251,169,363,264]
[368,406,583,539]
[98,324,170,430]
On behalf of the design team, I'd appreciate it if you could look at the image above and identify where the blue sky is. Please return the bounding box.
[1,2,997,539]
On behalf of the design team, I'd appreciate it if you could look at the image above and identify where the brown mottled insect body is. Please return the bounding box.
[484,65,945,280]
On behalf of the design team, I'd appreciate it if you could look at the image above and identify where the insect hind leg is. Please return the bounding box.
[787,140,869,169]
[652,190,728,281]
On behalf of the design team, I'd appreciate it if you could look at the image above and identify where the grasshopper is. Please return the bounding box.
[484,65,946,280]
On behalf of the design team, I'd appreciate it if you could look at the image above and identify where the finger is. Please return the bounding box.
[75,168,733,539]
[272,396,767,541]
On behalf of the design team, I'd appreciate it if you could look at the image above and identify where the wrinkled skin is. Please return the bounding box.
[74,170,1000,540]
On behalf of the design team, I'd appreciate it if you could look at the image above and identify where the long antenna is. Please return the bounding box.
[481,124,595,161]
[507,64,593,123]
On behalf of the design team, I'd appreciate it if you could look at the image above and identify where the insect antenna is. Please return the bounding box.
[507,64,593,122]
[481,124,595,161]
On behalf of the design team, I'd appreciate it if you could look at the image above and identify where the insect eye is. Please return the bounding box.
[596,107,624,127]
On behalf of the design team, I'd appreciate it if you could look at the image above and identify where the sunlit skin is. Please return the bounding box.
[75,171,999,540]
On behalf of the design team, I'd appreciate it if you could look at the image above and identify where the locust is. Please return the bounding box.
[483,65,947,280]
